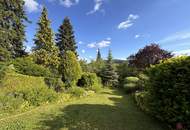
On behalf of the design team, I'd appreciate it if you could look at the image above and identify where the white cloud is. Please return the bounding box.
[78,41,84,45]
[59,0,79,7]
[173,49,190,56]
[24,0,42,13]
[81,49,85,53]
[135,34,140,39]
[159,32,190,44]
[87,43,96,48]
[97,40,111,48]
[118,14,139,29]
[87,38,111,48]
[49,0,79,7]
[87,0,104,15]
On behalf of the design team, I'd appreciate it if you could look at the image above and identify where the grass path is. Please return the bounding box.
[0,88,168,130]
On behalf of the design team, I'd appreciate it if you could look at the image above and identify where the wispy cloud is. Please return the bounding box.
[87,43,96,48]
[173,49,190,56]
[87,38,111,48]
[24,0,42,13]
[159,32,190,44]
[118,14,139,29]
[49,0,79,7]
[59,0,79,7]
[87,0,104,15]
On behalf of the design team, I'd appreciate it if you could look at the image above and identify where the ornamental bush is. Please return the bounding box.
[146,56,190,129]
[123,77,141,93]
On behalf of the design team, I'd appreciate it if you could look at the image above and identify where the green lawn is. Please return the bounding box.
[0,88,168,130]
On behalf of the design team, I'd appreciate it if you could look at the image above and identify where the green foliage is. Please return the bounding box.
[88,60,105,76]
[67,87,86,97]
[0,71,57,113]
[12,57,52,77]
[117,60,139,87]
[101,50,118,87]
[123,77,140,93]
[0,47,11,61]
[134,91,149,112]
[0,0,27,58]
[146,56,190,129]
[77,72,102,92]
[44,77,65,92]
[79,59,90,72]
[33,7,60,69]
[59,51,82,87]
[56,17,78,56]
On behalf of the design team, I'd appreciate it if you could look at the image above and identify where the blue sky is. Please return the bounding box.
[24,0,190,60]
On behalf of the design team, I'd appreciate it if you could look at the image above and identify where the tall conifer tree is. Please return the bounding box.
[96,48,102,62]
[33,7,59,70]
[0,0,27,58]
[56,17,77,56]
[101,49,118,87]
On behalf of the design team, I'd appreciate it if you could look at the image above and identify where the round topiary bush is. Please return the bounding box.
[146,56,190,129]
[123,76,141,93]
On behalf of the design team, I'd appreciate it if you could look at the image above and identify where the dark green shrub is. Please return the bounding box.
[146,56,190,129]
[77,72,102,92]
[12,57,51,77]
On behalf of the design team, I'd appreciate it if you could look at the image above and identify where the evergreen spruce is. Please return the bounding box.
[0,0,27,58]
[101,49,118,87]
[56,17,77,56]
[94,48,105,76]
[96,48,102,62]
[33,7,59,70]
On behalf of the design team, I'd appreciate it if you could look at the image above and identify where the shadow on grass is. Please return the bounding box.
[36,89,169,130]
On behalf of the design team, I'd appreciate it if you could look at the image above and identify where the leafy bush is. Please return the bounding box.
[146,56,190,129]
[67,87,86,97]
[77,72,102,92]
[123,77,140,93]
[0,70,58,112]
[44,77,65,92]
[0,47,11,62]
[59,51,82,87]
[134,91,149,112]
[12,57,51,77]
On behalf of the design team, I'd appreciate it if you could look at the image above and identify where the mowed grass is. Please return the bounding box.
[0,88,168,130]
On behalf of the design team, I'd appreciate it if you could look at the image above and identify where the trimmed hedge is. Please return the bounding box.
[146,56,190,129]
